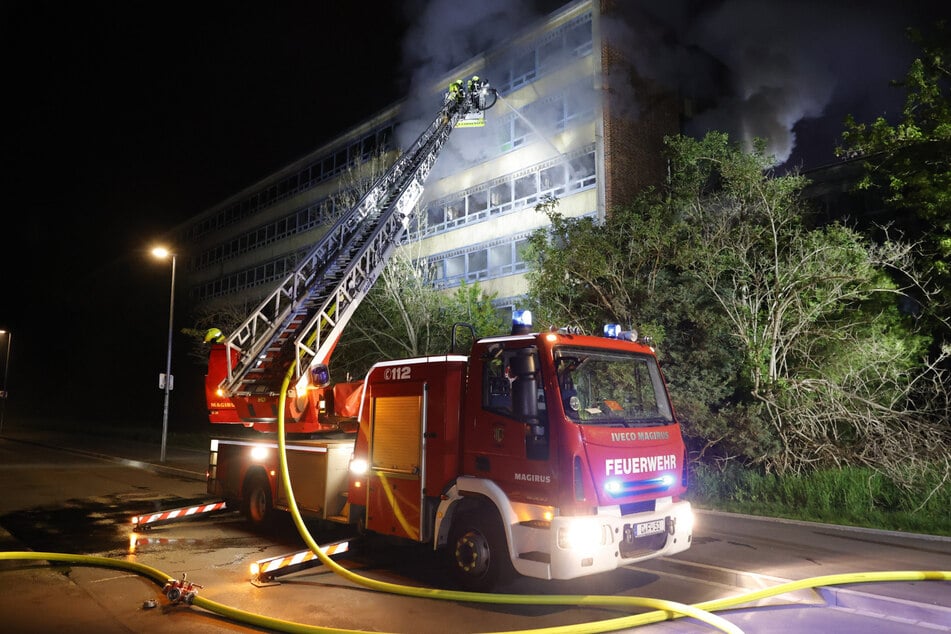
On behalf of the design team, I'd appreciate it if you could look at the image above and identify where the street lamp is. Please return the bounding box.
[0,329,10,434]
[151,247,176,463]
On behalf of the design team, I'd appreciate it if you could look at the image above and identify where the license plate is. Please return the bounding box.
[634,519,665,537]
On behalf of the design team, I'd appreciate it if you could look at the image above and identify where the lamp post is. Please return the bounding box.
[152,247,176,463]
[0,330,10,434]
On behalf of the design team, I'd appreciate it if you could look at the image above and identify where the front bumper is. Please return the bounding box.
[516,498,693,581]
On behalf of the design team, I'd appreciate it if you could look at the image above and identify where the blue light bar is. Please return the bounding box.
[511,309,533,335]
[603,324,638,341]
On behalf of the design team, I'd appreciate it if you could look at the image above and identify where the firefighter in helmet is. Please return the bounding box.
[447,78,464,105]
[467,75,485,109]
[204,327,225,344]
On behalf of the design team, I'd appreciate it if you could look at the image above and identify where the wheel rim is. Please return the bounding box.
[249,484,268,522]
[454,528,491,578]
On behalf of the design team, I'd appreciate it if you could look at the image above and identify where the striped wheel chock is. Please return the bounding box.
[250,541,350,584]
[131,501,228,530]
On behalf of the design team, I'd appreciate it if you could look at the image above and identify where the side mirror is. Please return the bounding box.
[509,348,536,376]
[510,348,538,423]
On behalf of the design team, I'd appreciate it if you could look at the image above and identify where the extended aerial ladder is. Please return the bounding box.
[206,77,498,433]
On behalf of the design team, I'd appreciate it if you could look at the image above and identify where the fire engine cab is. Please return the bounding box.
[344,312,693,588]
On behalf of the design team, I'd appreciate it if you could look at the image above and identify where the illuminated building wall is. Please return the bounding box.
[176,0,678,318]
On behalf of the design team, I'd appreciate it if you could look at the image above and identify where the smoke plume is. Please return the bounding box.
[396,0,935,169]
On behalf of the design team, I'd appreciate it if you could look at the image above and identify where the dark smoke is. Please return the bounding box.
[398,0,941,170]
[393,0,562,174]
[608,0,937,167]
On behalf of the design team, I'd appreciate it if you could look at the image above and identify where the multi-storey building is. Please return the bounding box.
[175,0,678,322]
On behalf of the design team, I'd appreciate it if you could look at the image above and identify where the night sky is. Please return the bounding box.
[1,1,945,430]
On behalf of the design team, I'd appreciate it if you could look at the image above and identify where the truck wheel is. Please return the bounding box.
[243,473,273,528]
[448,509,512,591]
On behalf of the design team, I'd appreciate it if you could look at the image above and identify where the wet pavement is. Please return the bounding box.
[0,422,210,481]
[1,421,949,633]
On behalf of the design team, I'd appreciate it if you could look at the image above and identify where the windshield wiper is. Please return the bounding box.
[581,418,670,427]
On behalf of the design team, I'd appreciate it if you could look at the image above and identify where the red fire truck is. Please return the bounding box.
[204,79,693,590]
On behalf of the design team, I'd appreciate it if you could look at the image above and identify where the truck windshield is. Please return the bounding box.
[554,346,673,426]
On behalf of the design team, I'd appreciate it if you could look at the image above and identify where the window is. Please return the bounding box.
[445,197,465,223]
[490,183,512,210]
[564,20,592,57]
[469,190,488,217]
[481,348,542,419]
[361,137,375,161]
[445,254,465,279]
[338,149,350,173]
[538,34,563,72]
[488,243,512,272]
[541,164,566,191]
[554,347,673,424]
[565,85,594,125]
[468,249,488,280]
[510,49,537,89]
[514,174,537,203]
[570,153,596,182]
[483,355,512,415]
[423,232,536,289]
[514,238,531,271]
[427,202,444,228]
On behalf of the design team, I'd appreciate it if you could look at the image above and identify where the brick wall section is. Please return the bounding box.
[599,1,680,215]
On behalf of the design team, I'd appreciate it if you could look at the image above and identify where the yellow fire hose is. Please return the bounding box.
[1,550,948,634]
[1,362,948,632]
[265,370,951,633]
[375,470,420,540]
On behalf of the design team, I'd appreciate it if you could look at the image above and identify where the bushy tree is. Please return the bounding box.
[527,132,950,496]
[525,193,748,467]
[838,23,951,326]
[671,133,948,488]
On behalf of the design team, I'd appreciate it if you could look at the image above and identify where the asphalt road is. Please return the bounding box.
[0,422,949,633]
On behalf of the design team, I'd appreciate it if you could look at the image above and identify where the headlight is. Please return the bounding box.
[604,479,623,495]
[349,458,369,475]
[557,521,607,550]
[680,507,695,534]
[250,446,269,461]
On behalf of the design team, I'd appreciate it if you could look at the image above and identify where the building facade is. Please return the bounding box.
[175,0,678,321]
